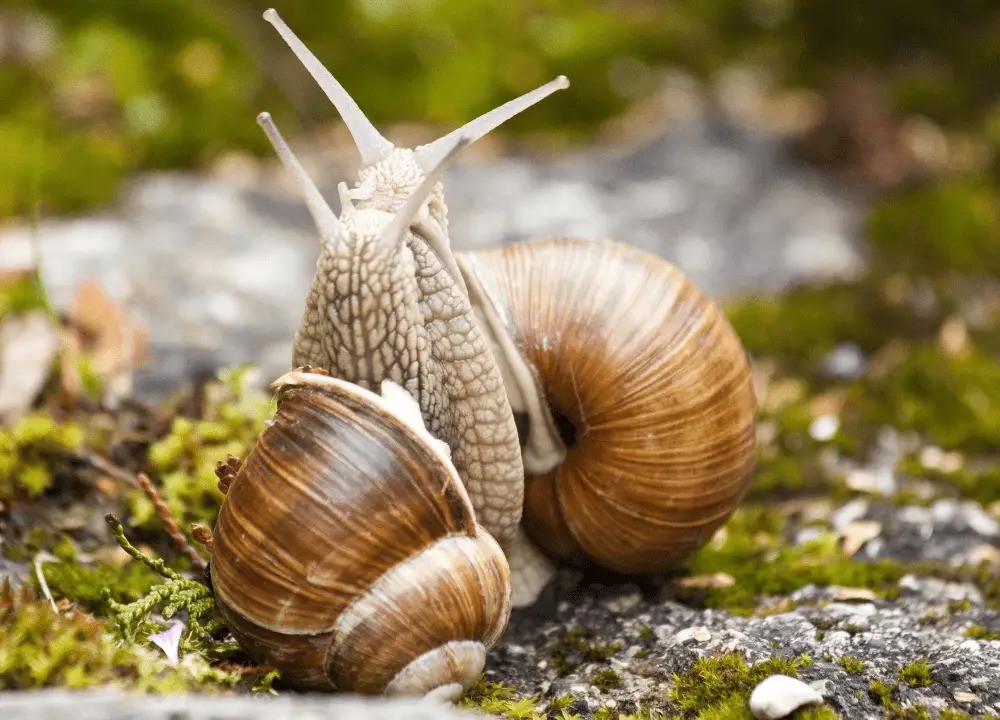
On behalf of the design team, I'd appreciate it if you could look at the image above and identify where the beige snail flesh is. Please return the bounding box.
[457,237,758,574]
[210,370,511,697]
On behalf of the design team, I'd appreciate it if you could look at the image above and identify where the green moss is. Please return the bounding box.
[134,365,275,531]
[899,660,933,688]
[591,668,623,692]
[867,179,1000,276]
[458,677,540,720]
[40,559,160,616]
[550,626,622,675]
[964,625,1000,640]
[855,344,1000,454]
[0,582,239,691]
[671,653,812,717]
[0,414,85,500]
[724,285,886,372]
[680,507,904,614]
[947,598,973,614]
[838,656,864,674]
[0,273,52,321]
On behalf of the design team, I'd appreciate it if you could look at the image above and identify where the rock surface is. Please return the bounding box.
[0,113,862,397]
[488,571,1000,718]
[0,689,481,720]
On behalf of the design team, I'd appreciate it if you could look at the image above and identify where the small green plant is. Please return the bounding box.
[838,656,864,674]
[0,414,85,499]
[671,653,812,718]
[899,660,933,688]
[101,515,234,661]
[963,625,1000,640]
[591,668,623,692]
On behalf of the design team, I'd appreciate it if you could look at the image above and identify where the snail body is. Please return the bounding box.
[210,370,510,698]
[240,9,756,628]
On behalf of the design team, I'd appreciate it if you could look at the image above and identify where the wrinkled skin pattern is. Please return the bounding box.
[293,149,524,543]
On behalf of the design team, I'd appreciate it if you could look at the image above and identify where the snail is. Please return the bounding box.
[251,10,757,604]
[210,368,511,698]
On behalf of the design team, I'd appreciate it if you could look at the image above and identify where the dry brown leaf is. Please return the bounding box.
[841,520,882,556]
[832,587,879,602]
[66,281,148,400]
[0,310,61,423]
[675,572,736,589]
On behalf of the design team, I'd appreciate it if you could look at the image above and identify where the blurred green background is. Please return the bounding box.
[2,0,999,220]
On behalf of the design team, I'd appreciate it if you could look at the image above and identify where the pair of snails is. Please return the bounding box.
[208,9,757,700]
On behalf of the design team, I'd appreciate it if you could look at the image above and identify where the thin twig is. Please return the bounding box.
[70,451,140,488]
[135,473,207,571]
[33,553,58,612]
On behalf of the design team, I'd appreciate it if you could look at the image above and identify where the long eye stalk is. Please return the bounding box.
[414,76,569,171]
[263,8,394,167]
[257,111,342,242]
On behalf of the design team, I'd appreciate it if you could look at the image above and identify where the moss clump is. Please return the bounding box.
[724,285,888,373]
[0,414,85,499]
[101,515,230,659]
[458,677,540,720]
[855,344,1000,453]
[837,656,864,674]
[947,598,973,614]
[898,660,933,688]
[134,365,274,531]
[867,178,1000,277]
[0,582,238,691]
[40,559,160,616]
[671,652,813,717]
[590,668,623,692]
[964,625,1000,640]
[868,679,932,720]
[680,507,905,614]
[550,626,622,675]
[0,273,51,321]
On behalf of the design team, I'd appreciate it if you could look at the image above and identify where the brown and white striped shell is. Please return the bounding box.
[457,237,758,573]
[209,369,511,698]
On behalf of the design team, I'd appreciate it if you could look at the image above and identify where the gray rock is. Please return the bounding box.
[0,689,482,720]
[0,113,863,397]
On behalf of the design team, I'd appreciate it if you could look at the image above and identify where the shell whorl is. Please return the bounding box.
[457,238,757,573]
[210,372,511,694]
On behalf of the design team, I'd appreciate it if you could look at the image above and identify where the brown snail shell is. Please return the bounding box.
[210,370,511,697]
[457,237,757,573]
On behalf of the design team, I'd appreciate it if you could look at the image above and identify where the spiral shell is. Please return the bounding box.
[457,237,757,573]
[210,370,511,697]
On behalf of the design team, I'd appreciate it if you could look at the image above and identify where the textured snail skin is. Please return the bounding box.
[210,371,511,695]
[457,237,757,573]
[291,177,525,549]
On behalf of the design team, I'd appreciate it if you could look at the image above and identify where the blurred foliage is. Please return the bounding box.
[2,0,999,218]
[131,365,275,532]
[0,414,84,499]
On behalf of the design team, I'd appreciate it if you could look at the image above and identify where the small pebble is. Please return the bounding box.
[749,675,824,720]
[674,626,712,644]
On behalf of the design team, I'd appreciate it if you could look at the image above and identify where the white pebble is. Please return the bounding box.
[749,675,824,720]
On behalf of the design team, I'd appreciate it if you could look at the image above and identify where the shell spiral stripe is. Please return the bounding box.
[210,379,511,692]
[461,237,757,573]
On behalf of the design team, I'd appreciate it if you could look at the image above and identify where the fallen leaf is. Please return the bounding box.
[832,587,879,602]
[675,572,736,589]
[65,281,148,402]
[841,520,882,556]
[0,310,60,423]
